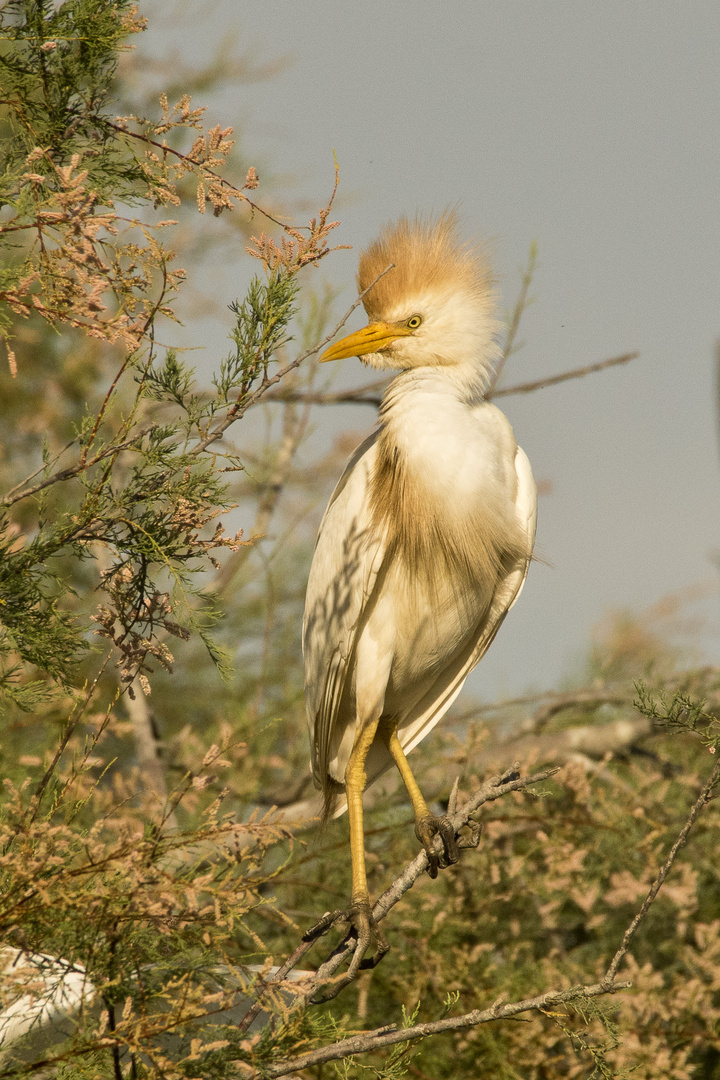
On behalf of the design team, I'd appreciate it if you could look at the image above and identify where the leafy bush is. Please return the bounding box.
[0,4,718,1079]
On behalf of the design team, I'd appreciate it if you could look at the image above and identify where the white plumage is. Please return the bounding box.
[302,213,536,973]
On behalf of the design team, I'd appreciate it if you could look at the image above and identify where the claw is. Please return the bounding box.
[415,813,460,878]
[306,898,390,1003]
[346,898,390,976]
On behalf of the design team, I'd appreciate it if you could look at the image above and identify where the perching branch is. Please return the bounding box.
[244,753,720,1078]
[236,764,558,1030]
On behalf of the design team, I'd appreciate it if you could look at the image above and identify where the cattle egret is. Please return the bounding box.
[303,213,537,976]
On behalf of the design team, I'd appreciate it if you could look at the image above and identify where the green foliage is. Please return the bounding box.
[1,4,719,1080]
[635,681,720,752]
[285,693,720,1079]
[219,272,299,406]
[0,0,166,352]
[0,0,316,715]
[0,0,143,171]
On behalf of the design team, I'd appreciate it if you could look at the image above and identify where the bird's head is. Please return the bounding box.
[320,213,500,378]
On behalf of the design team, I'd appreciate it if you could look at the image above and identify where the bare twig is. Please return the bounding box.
[262,378,390,407]
[209,400,309,595]
[246,709,648,831]
[488,240,538,393]
[234,938,318,1036]
[26,654,113,827]
[124,679,179,829]
[0,426,158,508]
[454,687,632,726]
[477,716,654,776]
[602,753,720,987]
[249,754,720,1079]
[489,352,637,398]
[528,691,630,733]
[258,352,638,411]
[1,436,81,503]
[261,979,630,1078]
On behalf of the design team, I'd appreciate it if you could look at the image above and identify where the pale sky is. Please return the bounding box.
[139,1,720,697]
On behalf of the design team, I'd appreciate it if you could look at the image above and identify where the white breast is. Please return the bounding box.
[383,370,521,532]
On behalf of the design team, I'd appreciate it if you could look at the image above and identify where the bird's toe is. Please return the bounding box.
[416,812,460,877]
[308,900,390,1003]
[347,898,389,975]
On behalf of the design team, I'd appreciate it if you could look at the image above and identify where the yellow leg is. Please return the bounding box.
[384,726,459,878]
[345,716,382,904]
[386,729,431,823]
[303,718,390,1000]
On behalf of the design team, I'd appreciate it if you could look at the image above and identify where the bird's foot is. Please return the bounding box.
[303,898,390,1003]
[415,812,462,878]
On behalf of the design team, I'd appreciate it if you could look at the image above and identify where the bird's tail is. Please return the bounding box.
[320,777,345,828]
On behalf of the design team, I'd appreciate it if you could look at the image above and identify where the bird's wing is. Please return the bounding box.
[303,430,388,789]
[363,443,537,785]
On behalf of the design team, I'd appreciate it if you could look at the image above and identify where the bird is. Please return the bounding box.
[302,213,537,978]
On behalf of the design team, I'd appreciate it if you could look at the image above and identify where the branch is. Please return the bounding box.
[308,766,556,995]
[262,378,390,407]
[208,399,309,595]
[514,689,631,733]
[236,765,557,1031]
[258,352,639,410]
[191,265,394,456]
[104,119,291,234]
[262,979,630,1078]
[245,708,648,832]
[249,753,720,1079]
[602,751,720,986]
[490,352,638,398]
[0,426,158,508]
[124,678,179,830]
[181,708,654,862]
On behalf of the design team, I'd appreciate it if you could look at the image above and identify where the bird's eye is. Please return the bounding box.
[406,314,422,330]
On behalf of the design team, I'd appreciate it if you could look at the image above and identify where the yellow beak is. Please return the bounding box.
[319,322,412,363]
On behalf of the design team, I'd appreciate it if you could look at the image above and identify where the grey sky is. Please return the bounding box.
[140,1,720,696]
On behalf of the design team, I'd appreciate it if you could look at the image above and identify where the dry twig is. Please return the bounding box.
[487,240,538,393]
[237,764,557,1028]
[261,352,638,410]
[242,754,720,1078]
[490,352,638,398]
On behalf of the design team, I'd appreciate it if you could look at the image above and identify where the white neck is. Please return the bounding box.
[380,362,489,421]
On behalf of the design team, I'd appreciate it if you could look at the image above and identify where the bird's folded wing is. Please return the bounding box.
[363,443,537,786]
[302,431,388,787]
